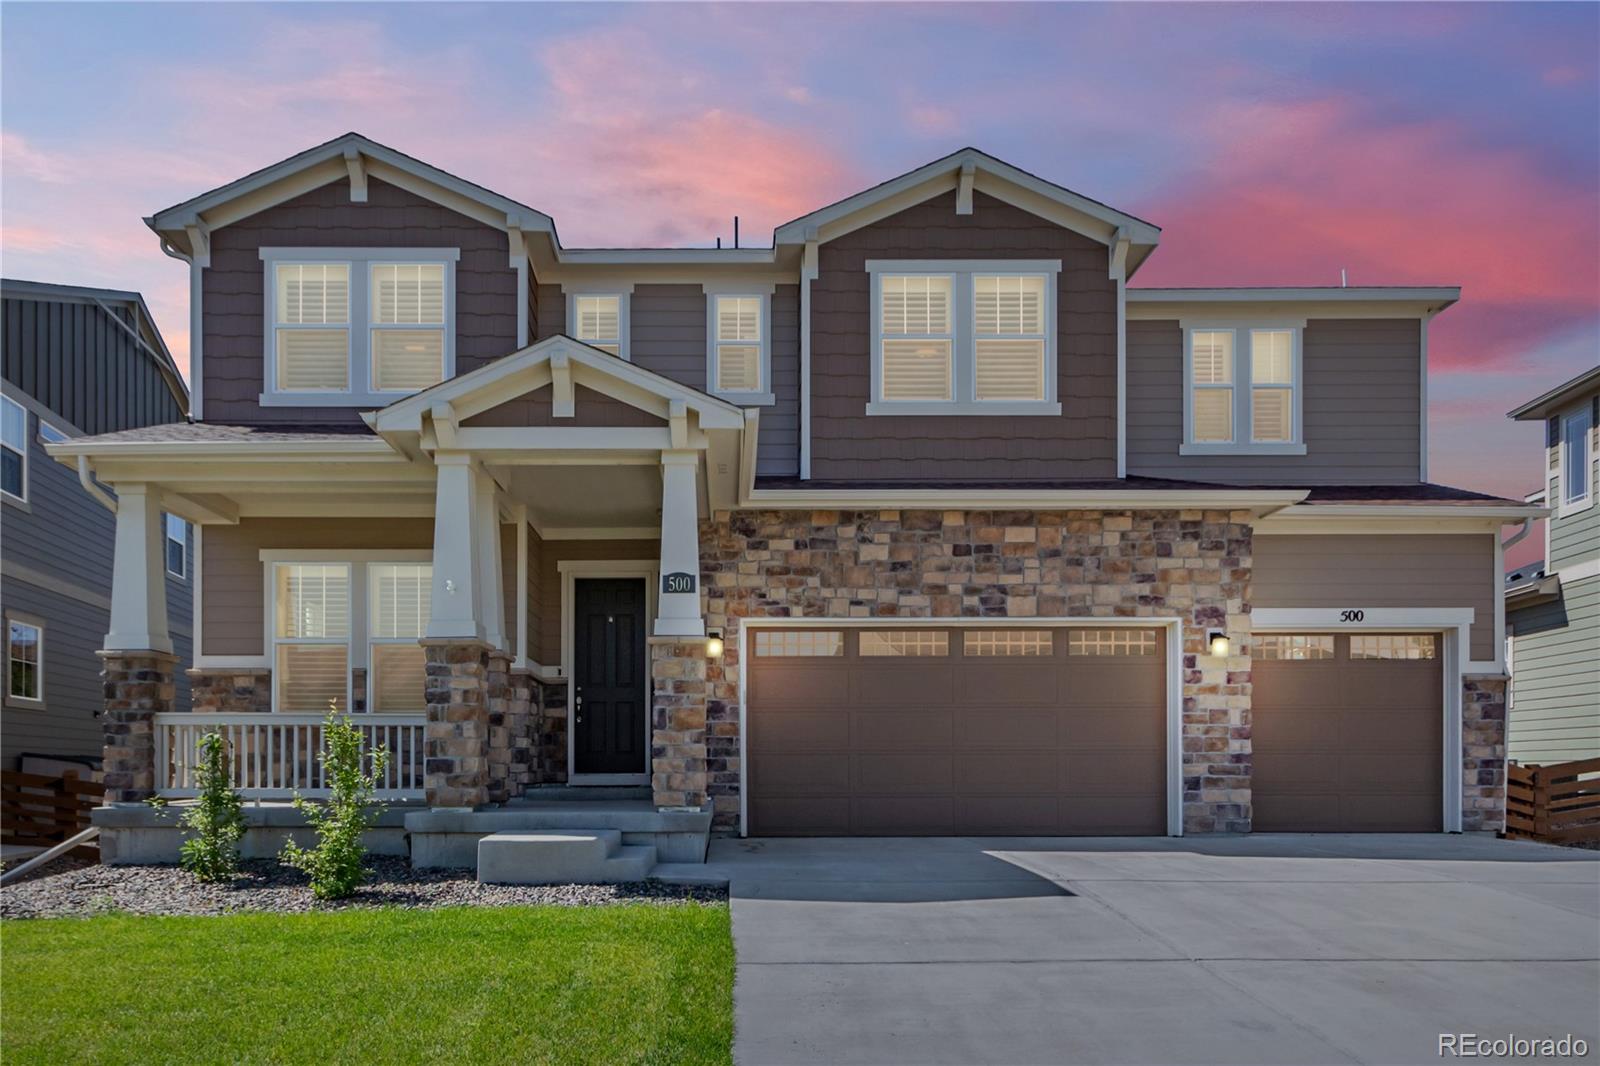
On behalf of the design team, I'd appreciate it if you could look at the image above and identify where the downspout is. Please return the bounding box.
[78,456,117,513]
[1501,517,1532,551]
[158,234,201,422]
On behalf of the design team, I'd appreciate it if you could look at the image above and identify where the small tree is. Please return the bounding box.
[177,731,247,882]
[280,704,389,900]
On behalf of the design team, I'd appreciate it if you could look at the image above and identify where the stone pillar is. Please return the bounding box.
[485,653,523,805]
[650,641,708,809]
[100,650,178,804]
[423,641,491,808]
[1462,678,1508,833]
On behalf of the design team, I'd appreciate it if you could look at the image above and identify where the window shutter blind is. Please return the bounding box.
[371,331,444,390]
[1250,331,1293,384]
[276,564,350,640]
[372,264,444,325]
[276,645,349,712]
[1191,332,1233,384]
[370,564,431,638]
[716,347,762,392]
[1252,388,1292,441]
[881,340,953,400]
[881,276,951,335]
[1193,390,1233,442]
[278,264,350,325]
[575,296,621,350]
[370,645,427,713]
[975,340,1044,400]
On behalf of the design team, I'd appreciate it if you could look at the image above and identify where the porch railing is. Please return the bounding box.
[154,713,427,800]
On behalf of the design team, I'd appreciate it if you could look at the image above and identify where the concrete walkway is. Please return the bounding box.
[663,834,1600,1065]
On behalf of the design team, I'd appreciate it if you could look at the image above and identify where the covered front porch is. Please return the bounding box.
[53,337,750,819]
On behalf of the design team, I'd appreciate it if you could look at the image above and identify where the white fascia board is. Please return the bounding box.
[554,248,778,265]
[740,487,1308,511]
[45,438,400,460]
[1278,503,1548,520]
[1128,288,1460,320]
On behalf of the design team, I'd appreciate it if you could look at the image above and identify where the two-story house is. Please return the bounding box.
[2,279,193,773]
[52,134,1538,852]
[1504,367,1600,764]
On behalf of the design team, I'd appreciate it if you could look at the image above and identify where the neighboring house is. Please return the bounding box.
[1,279,193,772]
[1504,367,1600,765]
[51,133,1539,844]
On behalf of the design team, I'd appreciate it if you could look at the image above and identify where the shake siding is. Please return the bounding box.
[202,177,515,424]
[1127,318,1423,484]
[1508,575,1600,763]
[200,517,434,658]
[810,190,1117,481]
[463,384,665,428]
[1253,533,1497,661]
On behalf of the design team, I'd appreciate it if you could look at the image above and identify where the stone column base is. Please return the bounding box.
[423,641,493,809]
[650,641,708,809]
[100,650,179,804]
[1462,678,1508,833]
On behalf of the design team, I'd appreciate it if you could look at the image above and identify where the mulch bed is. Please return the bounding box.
[0,857,725,919]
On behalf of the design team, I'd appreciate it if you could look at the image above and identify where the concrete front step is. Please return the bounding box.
[514,786,653,803]
[476,830,657,885]
[407,802,711,867]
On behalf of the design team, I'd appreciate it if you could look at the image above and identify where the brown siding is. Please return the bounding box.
[764,284,801,476]
[535,283,565,339]
[203,177,516,424]
[201,517,434,658]
[630,283,706,387]
[537,539,658,670]
[810,190,1117,481]
[525,524,544,664]
[462,383,665,427]
[1127,318,1423,484]
[1253,533,1496,660]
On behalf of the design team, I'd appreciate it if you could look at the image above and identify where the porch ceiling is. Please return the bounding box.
[504,465,664,538]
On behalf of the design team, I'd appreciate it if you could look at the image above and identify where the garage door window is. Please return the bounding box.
[1255,634,1334,661]
[753,630,842,657]
[1068,629,1159,656]
[860,631,948,657]
[1351,634,1436,660]
[963,630,1052,656]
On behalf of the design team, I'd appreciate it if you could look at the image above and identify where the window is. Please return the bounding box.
[1255,634,1334,661]
[867,260,1061,415]
[273,563,352,712]
[368,563,430,713]
[261,248,457,405]
[7,618,42,703]
[1,395,26,501]
[1561,405,1593,513]
[164,514,189,579]
[570,294,625,357]
[753,630,843,657]
[860,630,948,657]
[964,630,1053,657]
[36,421,68,444]
[1183,323,1304,454]
[1350,634,1436,661]
[1067,629,1160,656]
[709,294,768,397]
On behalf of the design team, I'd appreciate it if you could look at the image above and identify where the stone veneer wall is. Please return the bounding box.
[101,651,179,803]
[1462,677,1508,833]
[487,668,536,803]
[187,670,272,714]
[652,642,710,808]
[696,509,1254,833]
[423,642,492,807]
[530,677,569,785]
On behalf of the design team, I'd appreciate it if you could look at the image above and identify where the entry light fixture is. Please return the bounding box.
[706,628,725,658]
[1207,630,1230,658]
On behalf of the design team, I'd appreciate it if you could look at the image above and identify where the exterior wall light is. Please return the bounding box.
[1207,630,1230,657]
[706,628,725,658]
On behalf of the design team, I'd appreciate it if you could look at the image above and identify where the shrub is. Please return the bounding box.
[280,705,389,900]
[176,731,246,882]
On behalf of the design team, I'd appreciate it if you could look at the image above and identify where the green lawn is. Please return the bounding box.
[1,904,733,1066]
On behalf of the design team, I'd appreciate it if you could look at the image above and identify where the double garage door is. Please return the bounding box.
[746,625,1444,836]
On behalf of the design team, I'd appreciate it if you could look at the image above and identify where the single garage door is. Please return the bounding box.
[1252,632,1443,832]
[746,626,1167,836]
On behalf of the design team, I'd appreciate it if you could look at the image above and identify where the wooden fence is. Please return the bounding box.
[1,770,106,855]
[1505,757,1600,844]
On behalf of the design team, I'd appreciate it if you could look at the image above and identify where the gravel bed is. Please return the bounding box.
[0,855,96,886]
[1,856,725,919]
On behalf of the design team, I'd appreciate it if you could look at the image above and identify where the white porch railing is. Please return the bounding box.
[155,713,427,800]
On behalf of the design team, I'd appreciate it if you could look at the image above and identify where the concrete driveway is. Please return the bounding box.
[668,834,1600,1065]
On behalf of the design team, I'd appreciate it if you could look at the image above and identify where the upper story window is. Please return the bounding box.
[1559,403,1594,515]
[1,395,25,502]
[567,291,628,359]
[165,513,189,579]
[705,289,773,404]
[261,248,458,407]
[1181,322,1306,456]
[865,260,1061,416]
[6,615,42,705]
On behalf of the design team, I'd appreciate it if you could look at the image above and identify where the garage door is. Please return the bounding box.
[746,626,1167,836]
[1252,633,1443,832]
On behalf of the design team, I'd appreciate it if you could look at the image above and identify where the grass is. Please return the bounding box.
[1,904,733,1066]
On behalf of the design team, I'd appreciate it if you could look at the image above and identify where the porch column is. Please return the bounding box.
[655,450,704,637]
[104,483,171,654]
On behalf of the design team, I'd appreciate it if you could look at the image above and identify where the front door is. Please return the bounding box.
[573,578,648,778]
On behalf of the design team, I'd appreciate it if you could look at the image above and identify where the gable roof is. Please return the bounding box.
[772,147,1162,273]
[1507,365,1600,421]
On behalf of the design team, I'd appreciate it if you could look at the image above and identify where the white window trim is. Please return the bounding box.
[164,513,189,579]
[865,259,1062,417]
[1,393,27,504]
[703,283,775,405]
[36,420,69,444]
[259,247,459,407]
[1179,318,1307,456]
[5,612,45,708]
[564,286,633,361]
[1557,402,1595,518]
[260,548,432,713]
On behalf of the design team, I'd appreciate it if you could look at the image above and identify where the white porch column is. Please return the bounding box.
[427,454,495,644]
[476,475,507,654]
[103,483,172,653]
[655,450,705,637]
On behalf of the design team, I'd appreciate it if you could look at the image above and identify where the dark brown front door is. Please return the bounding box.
[746,626,1168,836]
[573,578,647,777]
[1252,632,1443,832]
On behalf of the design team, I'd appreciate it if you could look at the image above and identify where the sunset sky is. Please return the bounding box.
[2,2,1595,565]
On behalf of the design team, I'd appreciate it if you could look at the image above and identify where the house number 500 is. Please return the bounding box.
[1339,610,1365,622]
